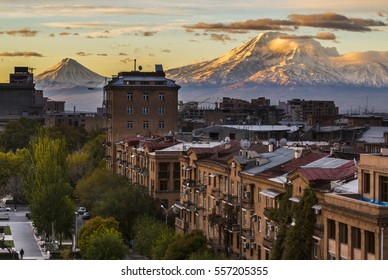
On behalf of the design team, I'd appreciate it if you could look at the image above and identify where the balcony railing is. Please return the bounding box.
[225,194,239,206]
[182,179,196,188]
[208,237,223,250]
[263,236,273,249]
[175,217,188,230]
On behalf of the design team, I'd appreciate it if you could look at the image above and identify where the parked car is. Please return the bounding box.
[82,211,91,220]
[0,205,11,212]
[77,207,86,215]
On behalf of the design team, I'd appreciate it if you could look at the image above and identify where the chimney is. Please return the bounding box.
[73,106,76,113]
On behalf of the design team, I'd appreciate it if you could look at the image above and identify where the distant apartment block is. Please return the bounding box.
[0,67,45,130]
[278,99,338,125]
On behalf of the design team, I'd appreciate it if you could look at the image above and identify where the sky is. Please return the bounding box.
[0,0,387,82]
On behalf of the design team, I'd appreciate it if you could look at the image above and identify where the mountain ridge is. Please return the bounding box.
[166,32,388,88]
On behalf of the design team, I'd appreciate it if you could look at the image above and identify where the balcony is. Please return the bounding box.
[226,223,240,233]
[263,236,274,249]
[208,237,223,250]
[313,224,324,238]
[241,197,254,210]
[225,194,239,206]
[175,217,188,230]
[242,228,254,239]
[211,188,222,199]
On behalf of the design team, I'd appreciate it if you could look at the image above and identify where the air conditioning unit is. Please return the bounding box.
[250,243,256,249]
[243,242,248,249]
[244,191,251,198]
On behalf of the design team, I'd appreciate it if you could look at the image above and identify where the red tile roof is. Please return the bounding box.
[257,152,328,179]
[298,161,357,181]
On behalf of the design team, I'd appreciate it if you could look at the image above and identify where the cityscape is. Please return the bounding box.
[0,0,388,264]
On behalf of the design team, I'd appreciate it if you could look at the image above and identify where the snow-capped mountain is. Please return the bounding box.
[35,58,106,90]
[167,32,388,88]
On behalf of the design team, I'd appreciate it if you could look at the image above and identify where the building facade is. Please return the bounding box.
[103,65,180,171]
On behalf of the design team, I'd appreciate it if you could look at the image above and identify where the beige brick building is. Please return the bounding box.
[103,65,180,171]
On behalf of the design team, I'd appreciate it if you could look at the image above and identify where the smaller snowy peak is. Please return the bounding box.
[35,58,106,90]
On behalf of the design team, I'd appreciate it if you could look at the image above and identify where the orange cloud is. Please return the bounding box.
[0,51,44,57]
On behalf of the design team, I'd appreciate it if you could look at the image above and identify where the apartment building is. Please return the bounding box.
[103,64,180,171]
[322,153,388,260]
[175,135,386,260]
[176,138,334,259]
[115,136,224,209]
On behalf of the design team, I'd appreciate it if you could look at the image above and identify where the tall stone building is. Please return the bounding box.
[103,64,180,171]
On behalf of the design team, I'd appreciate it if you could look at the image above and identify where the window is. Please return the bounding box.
[126,121,133,129]
[265,221,271,237]
[365,230,375,254]
[328,219,336,239]
[159,107,166,115]
[351,227,361,249]
[127,107,133,115]
[243,210,247,226]
[380,175,388,202]
[313,239,319,259]
[363,172,370,193]
[339,223,348,244]
[258,217,262,232]
[143,107,149,115]
[143,93,149,101]
[142,121,149,129]
[265,249,270,260]
[159,93,165,101]
[159,180,168,191]
[158,121,165,129]
[127,93,133,101]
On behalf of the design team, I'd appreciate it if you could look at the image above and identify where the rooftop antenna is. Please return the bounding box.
[134,59,137,71]
[28,67,36,74]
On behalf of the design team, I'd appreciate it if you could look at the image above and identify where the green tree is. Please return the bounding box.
[133,215,167,258]
[46,125,88,153]
[75,167,157,237]
[83,133,106,168]
[24,130,74,243]
[150,226,178,260]
[0,149,29,204]
[0,118,41,152]
[83,228,127,260]
[282,188,317,260]
[77,216,119,254]
[270,186,293,260]
[164,232,207,260]
[67,151,91,187]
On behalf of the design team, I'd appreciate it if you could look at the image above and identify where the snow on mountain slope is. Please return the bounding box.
[166,32,388,88]
[35,58,106,90]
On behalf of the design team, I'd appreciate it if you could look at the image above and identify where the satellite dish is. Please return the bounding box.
[279,138,287,146]
[138,65,143,71]
[224,136,231,144]
[268,138,277,145]
[240,139,251,150]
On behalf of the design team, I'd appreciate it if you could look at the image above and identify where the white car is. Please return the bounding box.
[0,205,11,212]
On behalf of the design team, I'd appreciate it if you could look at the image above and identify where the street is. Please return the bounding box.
[0,209,45,260]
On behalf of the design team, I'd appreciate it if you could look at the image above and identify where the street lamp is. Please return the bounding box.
[160,204,176,225]
[73,211,78,254]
